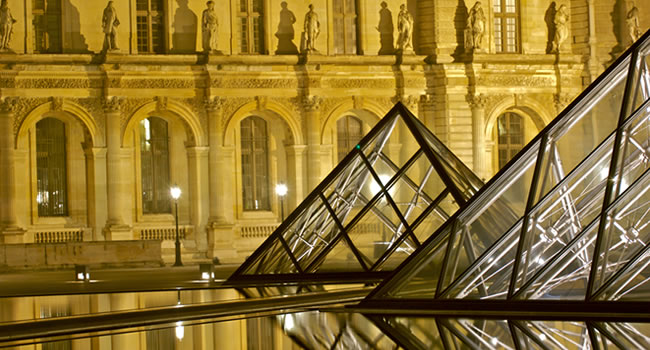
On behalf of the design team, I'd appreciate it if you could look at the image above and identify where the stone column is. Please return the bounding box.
[286,145,307,211]
[299,95,323,192]
[103,97,131,240]
[205,97,227,225]
[187,146,209,253]
[467,93,488,180]
[85,147,108,241]
[0,98,25,243]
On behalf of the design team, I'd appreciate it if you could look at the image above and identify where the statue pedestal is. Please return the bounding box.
[1,226,25,244]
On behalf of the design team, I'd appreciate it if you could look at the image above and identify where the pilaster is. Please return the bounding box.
[298,95,323,192]
[467,93,488,180]
[0,98,25,242]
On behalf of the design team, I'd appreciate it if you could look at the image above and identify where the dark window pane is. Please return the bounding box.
[140,117,171,214]
[241,116,270,210]
[497,112,524,170]
[36,118,67,217]
[337,116,363,161]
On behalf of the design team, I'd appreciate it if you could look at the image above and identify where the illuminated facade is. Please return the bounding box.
[0,0,648,348]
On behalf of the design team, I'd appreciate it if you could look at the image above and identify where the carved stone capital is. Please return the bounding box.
[392,95,419,111]
[155,96,168,112]
[554,93,573,112]
[103,96,124,114]
[420,94,435,108]
[466,93,488,109]
[204,96,225,113]
[294,95,322,112]
[50,97,64,112]
[0,97,18,114]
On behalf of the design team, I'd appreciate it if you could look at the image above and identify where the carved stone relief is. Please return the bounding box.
[120,79,194,89]
[325,79,395,89]
[9,98,48,138]
[16,78,95,89]
[476,75,554,87]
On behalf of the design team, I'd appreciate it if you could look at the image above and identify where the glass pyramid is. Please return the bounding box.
[228,102,483,286]
[353,30,650,350]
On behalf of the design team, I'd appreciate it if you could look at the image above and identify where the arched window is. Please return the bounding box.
[494,0,519,53]
[140,117,171,214]
[36,117,67,216]
[241,116,270,211]
[337,115,363,161]
[333,0,359,54]
[497,112,524,169]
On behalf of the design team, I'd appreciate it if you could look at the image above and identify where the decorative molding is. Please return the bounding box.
[318,97,347,119]
[120,79,194,89]
[466,93,488,109]
[0,78,15,88]
[404,78,427,89]
[325,79,395,89]
[420,94,435,108]
[212,78,297,89]
[74,97,106,141]
[483,94,511,116]
[476,75,555,87]
[15,79,97,89]
[11,98,49,138]
[0,97,18,113]
[221,97,248,129]
[392,95,419,111]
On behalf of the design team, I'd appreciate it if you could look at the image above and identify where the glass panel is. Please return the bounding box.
[241,116,269,211]
[140,117,170,214]
[494,18,503,52]
[592,169,650,300]
[596,322,650,349]
[390,317,443,348]
[521,321,590,349]
[616,99,650,200]
[36,118,67,217]
[318,238,365,272]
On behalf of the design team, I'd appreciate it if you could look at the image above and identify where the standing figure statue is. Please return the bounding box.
[396,4,414,52]
[465,1,486,51]
[0,0,16,51]
[102,1,120,51]
[202,1,219,52]
[551,4,569,53]
[626,3,641,44]
[302,4,320,53]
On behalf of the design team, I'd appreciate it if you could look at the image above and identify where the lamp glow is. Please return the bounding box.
[275,183,288,197]
[175,321,184,340]
[170,186,181,200]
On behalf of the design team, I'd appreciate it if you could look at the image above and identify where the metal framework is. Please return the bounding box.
[353,30,650,349]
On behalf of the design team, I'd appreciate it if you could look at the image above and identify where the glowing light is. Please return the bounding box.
[170,186,181,200]
[201,272,210,280]
[283,314,295,332]
[490,337,498,346]
[175,321,184,340]
[369,174,392,196]
[77,273,84,280]
[539,333,547,341]
[275,183,288,197]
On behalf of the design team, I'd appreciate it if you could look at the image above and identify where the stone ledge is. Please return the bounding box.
[0,240,163,271]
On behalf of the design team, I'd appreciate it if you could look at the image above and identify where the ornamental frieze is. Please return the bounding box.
[0,78,14,88]
[325,79,395,89]
[476,75,555,87]
[213,78,298,89]
[16,78,95,89]
[120,79,195,89]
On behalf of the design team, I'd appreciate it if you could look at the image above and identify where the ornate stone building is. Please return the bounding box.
[0,0,647,265]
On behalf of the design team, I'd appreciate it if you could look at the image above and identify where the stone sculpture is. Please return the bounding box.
[302,4,320,53]
[626,3,641,44]
[102,1,120,51]
[465,1,486,51]
[396,4,414,52]
[202,1,219,52]
[0,0,16,51]
[552,4,569,53]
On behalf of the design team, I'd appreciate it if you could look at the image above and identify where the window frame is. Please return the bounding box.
[336,115,364,161]
[238,0,265,54]
[138,116,172,215]
[240,115,271,212]
[31,0,63,53]
[497,111,525,169]
[493,0,521,53]
[332,0,360,55]
[135,0,167,54]
[35,117,68,217]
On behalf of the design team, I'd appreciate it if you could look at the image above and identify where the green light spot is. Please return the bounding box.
[355,145,361,149]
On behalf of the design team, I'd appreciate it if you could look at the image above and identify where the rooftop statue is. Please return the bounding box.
[302,4,320,53]
[202,1,219,53]
[0,0,17,51]
[396,4,414,52]
[465,1,486,52]
[102,1,120,52]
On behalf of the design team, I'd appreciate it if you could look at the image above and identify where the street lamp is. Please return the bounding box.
[170,185,182,267]
[275,183,288,221]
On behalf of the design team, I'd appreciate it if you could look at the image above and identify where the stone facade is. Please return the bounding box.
[0,0,646,262]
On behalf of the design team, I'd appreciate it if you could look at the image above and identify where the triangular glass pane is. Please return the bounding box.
[443,219,521,300]
[443,318,515,350]
[516,219,599,300]
[389,227,452,298]
[521,321,590,349]
[595,322,650,349]
[411,191,458,244]
[591,170,650,300]
[615,98,650,201]
[281,196,342,271]
[513,137,613,293]
[440,147,538,292]
[627,38,650,114]
[590,323,625,350]
[375,233,419,271]
[319,237,366,273]
[388,317,444,349]
[254,238,298,274]
[510,322,546,350]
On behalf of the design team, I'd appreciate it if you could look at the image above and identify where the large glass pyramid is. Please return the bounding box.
[228,102,483,286]
[352,30,650,349]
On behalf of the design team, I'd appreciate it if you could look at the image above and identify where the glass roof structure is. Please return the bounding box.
[228,102,483,287]
[350,29,650,350]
